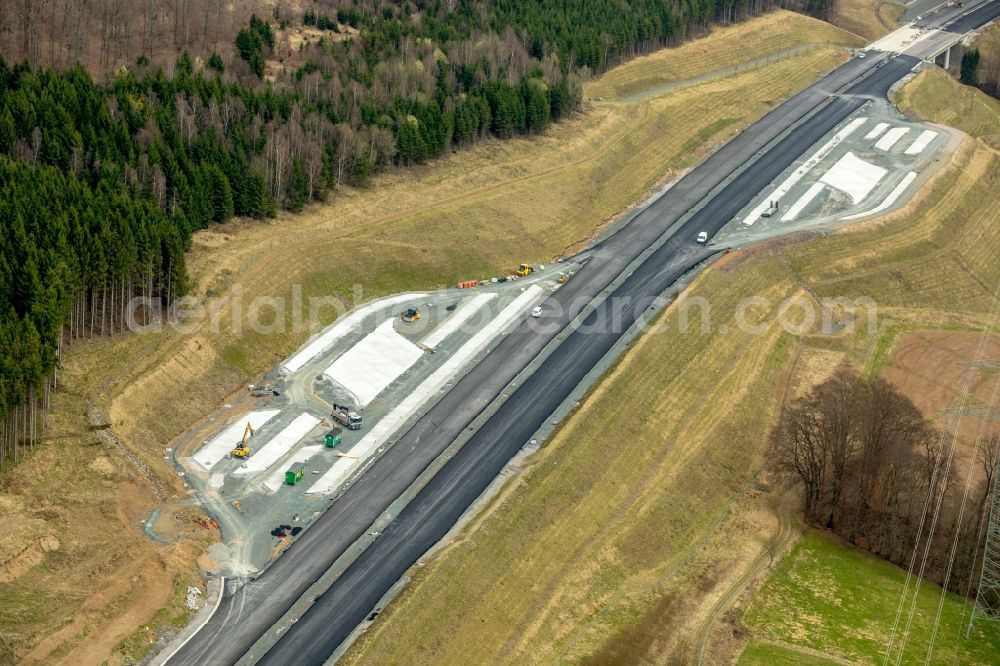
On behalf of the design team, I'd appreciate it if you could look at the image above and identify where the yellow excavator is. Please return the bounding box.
[515,263,533,277]
[232,422,254,459]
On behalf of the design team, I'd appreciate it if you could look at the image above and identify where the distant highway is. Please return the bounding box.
[166,2,999,664]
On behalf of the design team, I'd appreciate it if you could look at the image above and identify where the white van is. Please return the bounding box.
[696,231,709,244]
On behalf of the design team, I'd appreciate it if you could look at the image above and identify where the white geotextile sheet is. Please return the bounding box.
[191,409,280,470]
[232,412,321,476]
[282,293,426,373]
[323,319,424,407]
[819,151,887,204]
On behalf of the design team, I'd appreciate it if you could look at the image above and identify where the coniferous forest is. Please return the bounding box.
[0,0,782,463]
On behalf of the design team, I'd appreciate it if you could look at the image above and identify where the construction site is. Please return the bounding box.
[159,91,955,585]
[156,86,959,582]
[167,264,570,574]
[715,97,954,243]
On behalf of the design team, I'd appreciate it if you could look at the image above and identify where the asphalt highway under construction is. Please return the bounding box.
[166,8,992,660]
[253,53,924,666]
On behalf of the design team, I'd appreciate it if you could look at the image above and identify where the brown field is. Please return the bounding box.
[882,331,1000,482]
[0,12,860,665]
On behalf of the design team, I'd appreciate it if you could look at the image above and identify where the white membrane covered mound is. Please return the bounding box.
[232,413,321,476]
[282,293,426,373]
[323,319,424,407]
[191,410,281,471]
[743,117,866,226]
[422,293,497,350]
[874,127,909,152]
[904,129,937,155]
[819,152,887,204]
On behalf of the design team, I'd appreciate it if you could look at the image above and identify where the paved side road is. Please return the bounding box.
[167,46,920,666]
[253,54,921,665]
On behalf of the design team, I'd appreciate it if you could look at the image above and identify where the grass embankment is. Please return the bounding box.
[344,50,1000,666]
[897,68,1000,147]
[738,531,1000,665]
[827,0,904,42]
[587,11,861,100]
[0,11,859,664]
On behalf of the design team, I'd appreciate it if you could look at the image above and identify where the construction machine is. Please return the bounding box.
[557,273,567,284]
[401,308,421,323]
[515,263,533,277]
[232,422,254,459]
[333,409,363,431]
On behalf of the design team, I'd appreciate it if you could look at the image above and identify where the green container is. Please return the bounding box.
[325,428,343,448]
[285,467,304,485]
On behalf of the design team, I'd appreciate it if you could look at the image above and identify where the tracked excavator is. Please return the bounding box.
[232,422,254,459]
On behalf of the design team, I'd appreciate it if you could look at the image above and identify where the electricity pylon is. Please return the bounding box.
[968,457,1000,636]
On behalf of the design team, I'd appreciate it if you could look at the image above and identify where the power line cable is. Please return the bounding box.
[884,281,1000,665]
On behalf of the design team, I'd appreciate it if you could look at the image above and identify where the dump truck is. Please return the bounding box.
[333,410,363,430]
[401,308,421,323]
[515,263,534,277]
[325,427,343,448]
[232,422,254,459]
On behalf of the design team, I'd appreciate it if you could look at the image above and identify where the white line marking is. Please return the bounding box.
[155,576,225,666]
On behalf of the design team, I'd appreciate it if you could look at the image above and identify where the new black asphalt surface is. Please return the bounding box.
[168,35,940,666]
[938,0,1000,33]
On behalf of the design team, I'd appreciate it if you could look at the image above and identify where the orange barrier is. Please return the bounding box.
[457,280,478,289]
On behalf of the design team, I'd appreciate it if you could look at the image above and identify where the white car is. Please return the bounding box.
[531,306,543,318]
[696,231,709,244]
